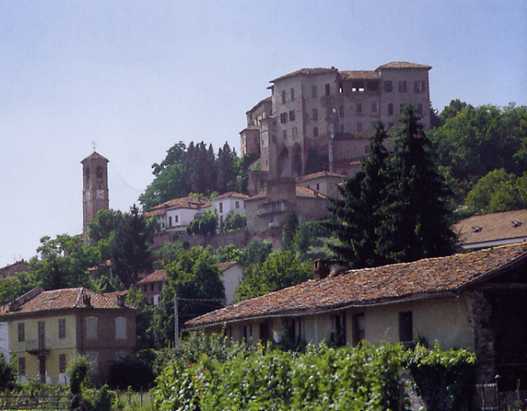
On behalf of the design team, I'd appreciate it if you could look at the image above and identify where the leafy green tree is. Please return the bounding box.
[111,204,154,287]
[293,221,334,261]
[465,169,527,213]
[281,213,299,249]
[187,210,218,236]
[236,250,311,301]
[0,272,35,305]
[377,106,457,263]
[327,123,390,267]
[216,142,237,193]
[239,240,273,267]
[216,244,243,263]
[153,247,225,345]
[87,209,123,243]
[222,212,247,232]
[0,354,15,389]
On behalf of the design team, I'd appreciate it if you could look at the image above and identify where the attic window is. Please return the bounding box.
[512,220,522,228]
[471,226,482,233]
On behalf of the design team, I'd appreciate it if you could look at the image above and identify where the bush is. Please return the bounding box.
[67,356,90,395]
[152,338,476,411]
[187,210,218,236]
[108,355,155,390]
[0,354,15,389]
[222,212,246,232]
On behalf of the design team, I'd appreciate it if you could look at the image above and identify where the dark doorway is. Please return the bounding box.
[39,357,46,383]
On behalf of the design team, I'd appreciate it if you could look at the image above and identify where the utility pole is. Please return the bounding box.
[174,291,179,351]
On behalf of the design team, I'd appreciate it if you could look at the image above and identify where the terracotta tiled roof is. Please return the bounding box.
[0,260,30,279]
[339,70,379,80]
[247,96,272,114]
[297,171,347,183]
[453,209,527,245]
[137,270,168,285]
[375,61,431,71]
[214,192,250,201]
[81,151,109,163]
[185,244,527,329]
[248,185,328,201]
[145,195,210,215]
[271,67,338,83]
[0,287,133,317]
[217,261,239,272]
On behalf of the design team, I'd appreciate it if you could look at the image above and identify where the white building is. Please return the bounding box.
[145,195,210,232]
[218,261,244,305]
[211,192,249,227]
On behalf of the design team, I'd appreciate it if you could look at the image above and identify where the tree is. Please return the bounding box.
[239,240,273,267]
[236,250,311,301]
[187,210,218,236]
[216,142,237,193]
[327,122,389,267]
[376,106,457,263]
[465,169,527,213]
[281,213,299,249]
[111,204,154,287]
[88,209,123,243]
[153,247,224,345]
[0,354,15,389]
[222,212,247,232]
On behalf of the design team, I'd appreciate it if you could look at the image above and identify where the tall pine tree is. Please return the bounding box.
[328,122,389,267]
[376,106,457,263]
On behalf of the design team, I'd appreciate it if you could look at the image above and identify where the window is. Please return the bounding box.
[175,215,179,223]
[388,103,394,116]
[283,129,287,140]
[280,112,287,124]
[86,316,98,339]
[384,80,393,92]
[331,312,346,346]
[17,323,25,342]
[243,324,253,342]
[235,200,240,209]
[339,105,344,118]
[292,127,298,138]
[59,354,67,374]
[356,103,362,114]
[281,90,286,104]
[311,85,317,98]
[18,357,25,376]
[312,108,318,121]
[168,216,172,227]
[399,311,413,343]
[58,318,66,339]
[352,313,365,346]
[316,183,320,191]
[417,103,423,115]
[357,122,363,132]
[290,88,295,101]
[371,102,378,113]
[313,127,319,137]
[289,110,295,121]
[325,83,331,96]
[219,202,223,213]
[414,80,426,93]
[115,317,127,340]
[398,80,407,93]
[285,318,303,344]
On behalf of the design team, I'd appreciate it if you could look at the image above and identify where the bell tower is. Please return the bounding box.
[82,151,109,237]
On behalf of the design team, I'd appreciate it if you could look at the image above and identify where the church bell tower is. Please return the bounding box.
[82,151,109,237]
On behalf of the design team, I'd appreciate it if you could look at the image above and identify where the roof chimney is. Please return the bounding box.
[313,259,349,280]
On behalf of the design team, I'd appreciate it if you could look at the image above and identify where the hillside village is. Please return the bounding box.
[1,59,527,410]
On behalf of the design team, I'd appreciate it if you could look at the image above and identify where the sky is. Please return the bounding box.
[0,0,526,265]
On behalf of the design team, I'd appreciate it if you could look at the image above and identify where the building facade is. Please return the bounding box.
[241,61,431,194]
[211,192,249,228]
[0,288,136,384]
[82,151,109,237]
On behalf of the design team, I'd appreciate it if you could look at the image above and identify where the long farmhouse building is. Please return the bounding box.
[186,243,527,388]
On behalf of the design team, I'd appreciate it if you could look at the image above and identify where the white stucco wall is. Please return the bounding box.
[212,198,246,226]
[165,208,202,230]
[0,322,9,360]
[221,264,244,305]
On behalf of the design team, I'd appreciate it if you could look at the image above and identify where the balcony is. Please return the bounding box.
[256,200,290,216]
[24,338,51,356]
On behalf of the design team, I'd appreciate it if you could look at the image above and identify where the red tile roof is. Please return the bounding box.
[0,287,133,317]
[137,270,168,285]
[297,171,347,183]
[453,209,527,245]
[339,70,379,80]
[214,192,250,201]
[270,67,338,83]
[185,244,527,329]
[246,96,272,114]
[375,61,431,71]
[145,195,210,216]
[0,260,30,279]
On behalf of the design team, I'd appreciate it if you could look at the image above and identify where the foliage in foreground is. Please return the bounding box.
[152,336,476,411]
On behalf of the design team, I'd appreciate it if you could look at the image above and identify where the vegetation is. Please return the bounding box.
[329,106,457,267]
[186,210,218,236]
[0,354,15,390]
[221,212,246,232]
[151,334,476,411]
[139,141,253,210]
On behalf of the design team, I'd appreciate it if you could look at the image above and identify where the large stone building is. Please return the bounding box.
[241,61,431,193]
[82,151,110,237]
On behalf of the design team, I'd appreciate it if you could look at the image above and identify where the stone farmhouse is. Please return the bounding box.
[0,287,136,384]
[453,209,527,250]
[186,243,527,389]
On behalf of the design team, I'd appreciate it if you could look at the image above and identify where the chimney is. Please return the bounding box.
[313,259,349,280]
[117,294,126,307]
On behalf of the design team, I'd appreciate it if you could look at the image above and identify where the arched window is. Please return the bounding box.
[115,317,127,340]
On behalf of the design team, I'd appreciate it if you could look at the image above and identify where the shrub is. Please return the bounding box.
[108,355,154,390]
[67,356,90,396]
[0,353,15,389]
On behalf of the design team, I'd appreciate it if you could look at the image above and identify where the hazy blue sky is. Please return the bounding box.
[0,0,526,265]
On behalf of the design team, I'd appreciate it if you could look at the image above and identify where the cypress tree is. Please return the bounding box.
[327,122,389,267]
[376,106,457,263]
